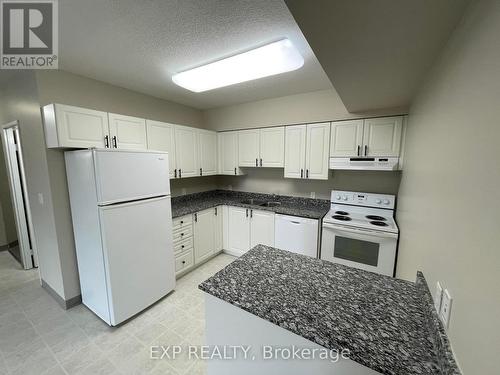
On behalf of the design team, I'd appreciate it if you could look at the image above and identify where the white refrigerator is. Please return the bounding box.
[65,149,175,326]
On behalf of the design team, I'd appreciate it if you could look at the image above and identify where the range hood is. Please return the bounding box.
[329,157,400,171]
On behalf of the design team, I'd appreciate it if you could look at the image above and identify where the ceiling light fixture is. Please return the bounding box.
[171,39,304,92]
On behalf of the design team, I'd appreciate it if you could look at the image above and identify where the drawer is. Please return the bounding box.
[173,226,193,242]
[175,251,194,274]
[174,237,193,255]
[173,215,193,231]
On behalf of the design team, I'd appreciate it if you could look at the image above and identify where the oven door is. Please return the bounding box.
[320,222,398,276]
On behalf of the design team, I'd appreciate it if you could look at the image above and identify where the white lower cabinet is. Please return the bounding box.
[215,206,223,252]
[173,215,194,277]
[226,206,275,256]
[194,208,216,264]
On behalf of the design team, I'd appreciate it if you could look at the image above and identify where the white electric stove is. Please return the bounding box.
[321,190,399,276]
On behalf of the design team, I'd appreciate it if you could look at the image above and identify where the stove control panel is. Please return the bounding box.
[331,190,396,209]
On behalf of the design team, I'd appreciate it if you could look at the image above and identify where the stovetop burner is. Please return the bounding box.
[332,215,352,221]
[335,211,349,215]
[366,215,386,221]
[370,221,388,227]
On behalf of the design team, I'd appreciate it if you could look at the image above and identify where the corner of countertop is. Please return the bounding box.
[415,271,462,375]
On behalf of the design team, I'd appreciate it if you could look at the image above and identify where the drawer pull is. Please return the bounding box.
[182,260,186,264]
[181,245,184,249]
[180,220,183,224]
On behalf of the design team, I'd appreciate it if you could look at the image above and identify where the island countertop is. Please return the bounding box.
[199,245,459,375]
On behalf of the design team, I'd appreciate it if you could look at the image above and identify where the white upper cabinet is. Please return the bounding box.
[42,104,110,149]
[238,129,260,167]
[260,127,285,167]
[193,208,215,264]
[218,131,243,175]
[174,125,198,178]
[249,209,275,248]
[284,125,307,179]
[108,113,147,150]
[285,123,329,180]
[146,120,176,177]
[197,129,217,176]
[330,120,364,157]
[238,127,284,167]
[330,117,403,158]
[305,122,330,180]
[362,117,403,157]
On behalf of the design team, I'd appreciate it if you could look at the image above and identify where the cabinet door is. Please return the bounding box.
[198,129,217,176]
[260,127,285,167]
[218,131,242,175]
[108,113,147,150]
[330,120,363,157]
[146,120,176,178]
[49,104,109,148]
[305,122,330,180]
[362,117,403,157]
[238,130,260,167]
[250,209,275,248]
[284,125,307,179]
[214,206,223,252]
[175,125,198,178]
[194,209,215,264]
[227,206,250,255]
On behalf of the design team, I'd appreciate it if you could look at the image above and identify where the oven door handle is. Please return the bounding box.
[322,222,399,239]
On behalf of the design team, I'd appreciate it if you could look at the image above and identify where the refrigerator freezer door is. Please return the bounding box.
[99,195,175,325]
[94,150,170,205]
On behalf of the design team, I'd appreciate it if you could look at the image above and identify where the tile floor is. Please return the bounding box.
[0,251,236,375]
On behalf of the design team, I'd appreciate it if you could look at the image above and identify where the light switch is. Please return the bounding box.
[310,192,316,198]
[439,289,453,329]
[37,193,44,205]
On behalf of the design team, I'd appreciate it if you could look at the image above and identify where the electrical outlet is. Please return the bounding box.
[37,193,44,205]
[439,289,453,328]
[435,282,443,312]
[181,188,187,195]
[310,192,316,198]
[228,185,233,191]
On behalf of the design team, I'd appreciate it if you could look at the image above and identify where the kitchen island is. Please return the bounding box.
[199,245,460,375]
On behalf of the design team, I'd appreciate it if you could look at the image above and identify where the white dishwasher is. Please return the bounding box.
[275,214,319,258]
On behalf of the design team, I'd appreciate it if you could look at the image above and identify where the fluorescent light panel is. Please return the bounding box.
[172,39,304,92]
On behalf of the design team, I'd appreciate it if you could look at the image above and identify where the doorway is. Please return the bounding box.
[1,121,38,269]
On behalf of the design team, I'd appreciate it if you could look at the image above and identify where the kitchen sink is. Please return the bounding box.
[239,199,266,205]
[259,202,281,207]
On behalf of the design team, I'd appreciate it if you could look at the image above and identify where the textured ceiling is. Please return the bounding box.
[58,0,332,110]
[285,0,470,112]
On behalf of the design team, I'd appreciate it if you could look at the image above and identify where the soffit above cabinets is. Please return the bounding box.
[285,0,470,113]
[58,0,332,110]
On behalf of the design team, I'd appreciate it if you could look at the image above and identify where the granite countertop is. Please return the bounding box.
[199,245,460,375]
[171,190,330,219]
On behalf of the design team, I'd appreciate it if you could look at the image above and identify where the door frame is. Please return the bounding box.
[1,121,38,269]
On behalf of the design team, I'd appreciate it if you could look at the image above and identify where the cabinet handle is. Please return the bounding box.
[364,145,368,156]
[301,169,303,178]
[259,158,262,167]
[250,209,253,218]
[357,145,360,156]
[181,245,184,249]
[200,168,202,176]
[180,232,184,236]
[180,220,183,224]
[234,167,237,175]
[194,213,197,222]
[306,169,309,178]
[246,208,248,217]
[104,135,109,148]
[182,260,186,264]
[112,136,117,148]
[174,169,177,178]
[215,207,218,216]
[255,158,258,167]
[179,169,182,178]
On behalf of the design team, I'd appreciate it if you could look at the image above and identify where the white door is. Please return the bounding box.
[99,196,175,325]
[214,206,223,252]
[250,209,275,248]
[362,117,403,157]
[175,125,198,178]
[305,122,330,180]
[51,104,110,148]
[330,120,364,157]
[227,206,250,255]
[198,129,217,176]
[260,127,285,167]
[238,129,260,167]
[284,125,306,179]
[108,113,147,150]
[194,208,216,264]
[218,131,242,175]
[94,150,170,205]
[146,120,176,178]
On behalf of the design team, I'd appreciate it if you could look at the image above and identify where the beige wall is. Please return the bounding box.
[0,202,7,246]
[203,88,406,130]
[396,1,500,373]
[0,144,17,245]
[217,169,401,200]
